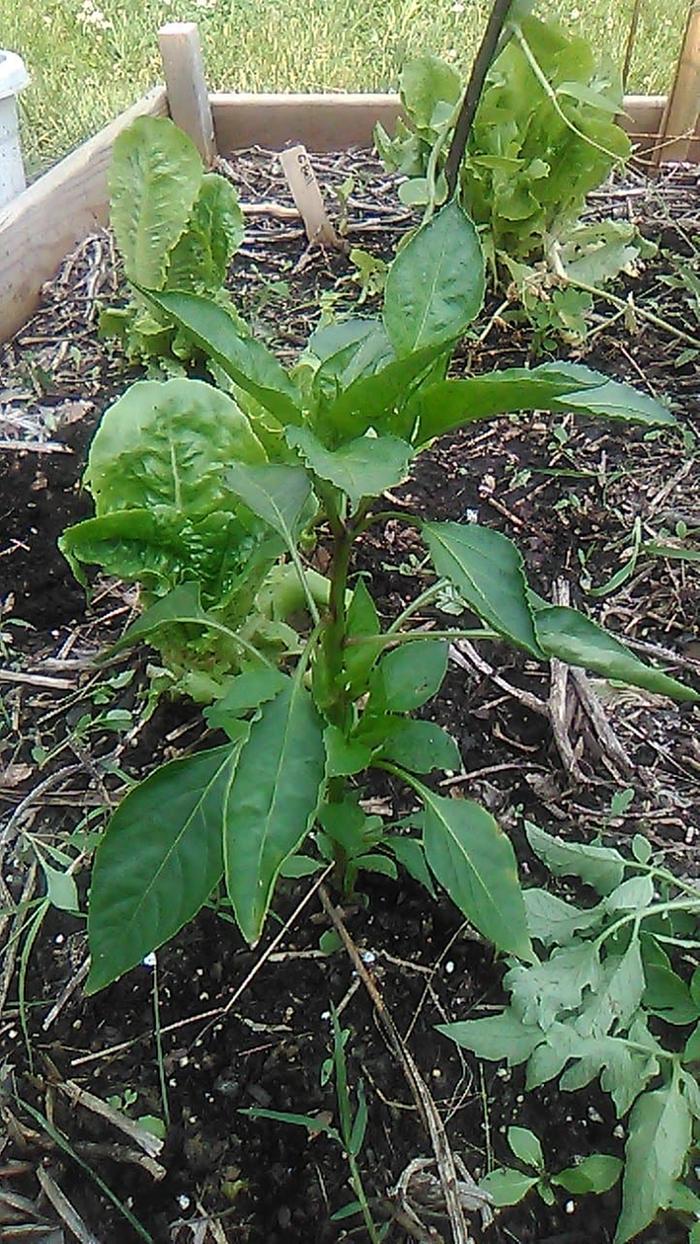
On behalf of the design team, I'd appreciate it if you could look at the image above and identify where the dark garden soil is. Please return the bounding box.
[0,149,699,1244]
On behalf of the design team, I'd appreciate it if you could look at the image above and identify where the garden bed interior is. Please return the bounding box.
[1,95,699,1244]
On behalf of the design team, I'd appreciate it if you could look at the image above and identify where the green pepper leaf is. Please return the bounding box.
[383,201,484,357]
[224,681,325,944]
[424,521,542,656]
[87,742,242,992]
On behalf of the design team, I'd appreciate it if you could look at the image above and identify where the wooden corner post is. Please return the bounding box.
[158,22,216,164]
[655,2,700,164]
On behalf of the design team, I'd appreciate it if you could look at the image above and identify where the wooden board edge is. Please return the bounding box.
[210,92,403,152]
[0,87,168,344]
[210,90,700,157]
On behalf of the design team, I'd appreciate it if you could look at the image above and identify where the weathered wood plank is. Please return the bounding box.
[210,92,403,153]
[656,3,700,163]
[158,23,215,163]
[0,87,168,343]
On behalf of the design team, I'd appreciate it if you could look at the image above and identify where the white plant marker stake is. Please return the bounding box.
[279,144,338,246]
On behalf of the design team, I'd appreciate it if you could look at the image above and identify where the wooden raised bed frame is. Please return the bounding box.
[1,15,699,346]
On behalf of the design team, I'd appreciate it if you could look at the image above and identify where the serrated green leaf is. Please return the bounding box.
[370,640,448,713]
[525,1022,580,1089]
[479,1167,539,1206]
[87,743,240,993]
[423,521,541,656]
[610,787,635,819]
[377,719,461,773]
[559,1020,659,1116]
[286,426,412,510]
[534,606,697,702]
[383,201,484,357]
[615,1086,692,1243]
[506,942,602,1029]
[224,681,325,944]
[507,1126,544,1170]
[386,835,437,898]
[644,965,699,1027]
[438,1009,543,1065]
[523,887,605,946]
[553,1154,623,1194]
[576,938,645,1038]
[420,788,531,958]
[525,822,625,895]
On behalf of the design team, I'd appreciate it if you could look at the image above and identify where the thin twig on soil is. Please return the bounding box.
[449,641,548,717]
[318,885,492,1244]
[47,1073,164,1160]
[36,1166,103,1244]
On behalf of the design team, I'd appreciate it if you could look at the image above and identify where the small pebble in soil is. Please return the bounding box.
[445,960,455,974]
[54,934,64,945]
[179,1056,189,1067]
[142,952,156,968]
[565,1201,575,1214]
[613,1124,625,1139]
[178,1195,191,1211]
[431,1068,442,1078]
[361,950,376,964]
[496,1068,511,1080]
[587,1106,604,1123]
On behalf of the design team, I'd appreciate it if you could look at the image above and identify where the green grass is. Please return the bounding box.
[2,0,686,176]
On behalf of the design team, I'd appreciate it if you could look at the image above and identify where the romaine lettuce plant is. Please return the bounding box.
[376,11,644,327]
[63,200,696,997]
[99,116,245,367]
